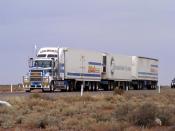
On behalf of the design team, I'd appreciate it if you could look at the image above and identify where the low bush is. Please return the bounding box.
[0,114,15,128]
[61,95,97,104]
[157,106,173,126]
[29,93,42,99]
[113,88,124,95]
[23,113,47,129]
[62,106,79,117]
[62,118,80,130]
[93,113,111,122]
[90,122,128,131]
[113,102,135,121]
[101,103,115,111]
[130,102,158,128]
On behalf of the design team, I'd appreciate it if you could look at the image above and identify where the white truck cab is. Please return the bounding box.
[24,47,58,92]
[37,47,58,58]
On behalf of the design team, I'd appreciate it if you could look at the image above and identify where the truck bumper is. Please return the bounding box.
[24,85,50,91]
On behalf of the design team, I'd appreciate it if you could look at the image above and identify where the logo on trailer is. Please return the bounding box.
[110,57,131,76]
[88,62,101,73]
[88,66,100,73]
[111,57,115,75]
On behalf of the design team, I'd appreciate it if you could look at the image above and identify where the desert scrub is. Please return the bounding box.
[113,102,135,122]
[78,117,96,130]
[104,96,114,102]
[22,113,48,129]
[29,93,42,99]
[157,106,175,126]
[100,103,115,111]
[0,88,175,130]
[0,106,17,129]
[60,95,98,104]
[90,121,128,131]
[29,93,56,101]
[25,97,54,111]
[0,114,15,128]
[130,102,158,128]
[62,117,81,130]
[0,106,11,114]
[62,106,79,116]
[92,113,112,123]
[113,88,125,95]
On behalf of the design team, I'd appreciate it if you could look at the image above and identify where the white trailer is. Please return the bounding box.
[63,48,103,81]
[101,53,132,90]
[53,48,103,91]
[132,56,159,89]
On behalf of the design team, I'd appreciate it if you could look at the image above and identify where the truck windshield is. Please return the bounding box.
[34,60,52,68]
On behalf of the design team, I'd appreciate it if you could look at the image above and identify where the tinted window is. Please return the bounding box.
[37,54,46,57]
[48,54,57,58]
[34,60,52,68]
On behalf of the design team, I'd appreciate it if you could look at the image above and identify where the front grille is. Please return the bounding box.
[31,72,41,76]
[30,77,42,81]
[31,70,43,73]
[30,70,43,82]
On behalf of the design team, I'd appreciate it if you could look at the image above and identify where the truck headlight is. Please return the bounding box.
[23,76,30,86]
[43,77,49,86]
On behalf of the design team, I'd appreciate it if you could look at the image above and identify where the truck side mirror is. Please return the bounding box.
[28,58,33,68]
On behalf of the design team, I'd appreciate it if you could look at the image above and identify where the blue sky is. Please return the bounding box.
[0,0,174,85]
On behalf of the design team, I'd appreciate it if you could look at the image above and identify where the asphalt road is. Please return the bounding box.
[0,87,172,100]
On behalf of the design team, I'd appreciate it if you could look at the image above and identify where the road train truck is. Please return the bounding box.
[23,47,159,92]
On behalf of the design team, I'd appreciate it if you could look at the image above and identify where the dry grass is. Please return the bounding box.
[0,88,175,130]
[0,85,23,93]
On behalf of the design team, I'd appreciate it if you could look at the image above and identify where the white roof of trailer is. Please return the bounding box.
[132,56,159,61]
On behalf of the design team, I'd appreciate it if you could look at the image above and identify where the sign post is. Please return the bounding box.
[126,86,128,91]
[81,82,84,97]
[11,84,13,93]
[158,85,160,93]
[80,56,85,97]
